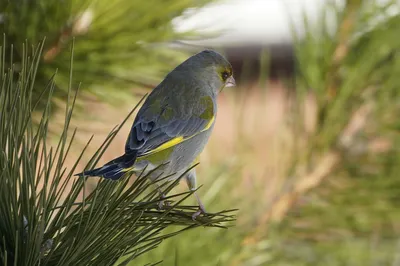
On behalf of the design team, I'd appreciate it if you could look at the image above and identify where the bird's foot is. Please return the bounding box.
[157,193,171,210]
[192,204,207,220]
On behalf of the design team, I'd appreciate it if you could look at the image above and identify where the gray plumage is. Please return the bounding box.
[76,50,235,218]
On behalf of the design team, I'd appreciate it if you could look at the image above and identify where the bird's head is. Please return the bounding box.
[176,49,236,95]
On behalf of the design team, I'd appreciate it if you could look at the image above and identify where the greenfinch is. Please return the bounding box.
[76,50,235,218]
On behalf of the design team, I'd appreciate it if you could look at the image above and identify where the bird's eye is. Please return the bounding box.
[222,71,229,81]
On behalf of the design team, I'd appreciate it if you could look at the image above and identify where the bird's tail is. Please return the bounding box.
[75,152,137,180]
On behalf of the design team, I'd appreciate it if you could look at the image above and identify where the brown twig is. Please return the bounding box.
[43,27,73,62]
[327,0,362,99]
[43,10,93,62]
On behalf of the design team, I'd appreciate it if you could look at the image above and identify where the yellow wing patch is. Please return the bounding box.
[139,117,214,158]
[142,136,185,156]
[203,115,215,131]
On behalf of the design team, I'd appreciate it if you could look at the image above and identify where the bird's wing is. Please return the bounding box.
[125,95,215,157]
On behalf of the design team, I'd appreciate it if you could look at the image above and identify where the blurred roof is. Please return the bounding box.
[173,0,399,47]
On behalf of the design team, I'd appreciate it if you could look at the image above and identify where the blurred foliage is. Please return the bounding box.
[268,1,400,265]
[0,0,212,111]
[0,43,235,266]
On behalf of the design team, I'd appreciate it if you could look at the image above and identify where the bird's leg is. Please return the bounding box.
[185,169,207,220]
[155,183,170,210]
[192,191,207,219]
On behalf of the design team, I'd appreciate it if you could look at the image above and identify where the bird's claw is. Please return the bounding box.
[157,201,164,210]
[157,193,171,210]
[192,205,207,220]
[157,200,171,210]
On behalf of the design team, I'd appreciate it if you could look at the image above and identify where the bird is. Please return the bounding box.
[75,50,235,219]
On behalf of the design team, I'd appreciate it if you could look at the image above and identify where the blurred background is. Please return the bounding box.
[2,0,400,265]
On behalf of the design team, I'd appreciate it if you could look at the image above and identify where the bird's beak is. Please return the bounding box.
[225,76,236,88]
